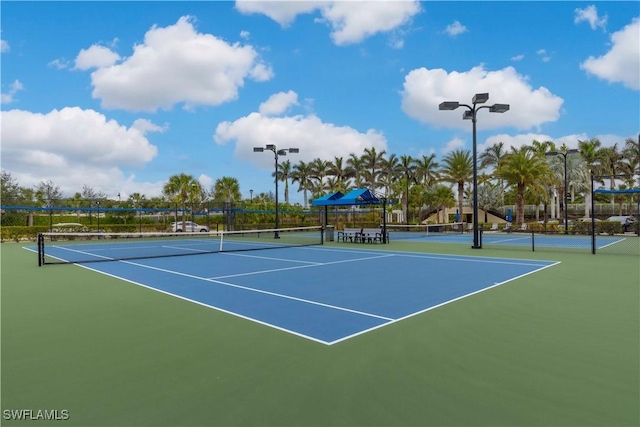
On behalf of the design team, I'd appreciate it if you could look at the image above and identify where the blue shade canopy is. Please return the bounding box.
[311,189,380,206]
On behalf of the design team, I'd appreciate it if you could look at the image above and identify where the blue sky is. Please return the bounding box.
[1,1,639,204]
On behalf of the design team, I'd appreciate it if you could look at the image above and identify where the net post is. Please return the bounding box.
[37,233,44,266]
[531,230,535,252]
[320,226,324,245]
[219,231,225,252]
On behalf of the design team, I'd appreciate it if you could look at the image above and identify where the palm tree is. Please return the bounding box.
[291,161,313,207]
[163,173,199,228]
[622,137,639,186]
[329,156,353,193]
[213,176,241,203]
[426,185,456,224]
[361,147,387,192]
[578,138,603,218]
[346,153,366,188]
[599,144,625,211]
[439,150,473,225]
[398,155,415,224]
[380,153,401,197]
[414,153,440,187]
[495,147,554,228]
[310,158,332,195]
[273,159,292,204]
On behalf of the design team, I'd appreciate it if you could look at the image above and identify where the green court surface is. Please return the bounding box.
[1,241,638,426]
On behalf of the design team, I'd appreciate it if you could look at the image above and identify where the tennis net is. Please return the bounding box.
[385,222,464,240]
[37,226,323,265]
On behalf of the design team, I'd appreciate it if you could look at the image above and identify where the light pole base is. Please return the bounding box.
[471,245,482,249]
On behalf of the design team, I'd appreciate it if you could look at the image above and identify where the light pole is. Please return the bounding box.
[254,144,299,238]
[546,149,578,234]
[249,189,253,203]
[439,93,510,249]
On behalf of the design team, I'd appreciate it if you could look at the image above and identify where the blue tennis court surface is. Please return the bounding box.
[40,245,558,345]
[389,230,626,249]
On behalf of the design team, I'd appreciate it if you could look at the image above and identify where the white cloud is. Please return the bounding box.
[0,107,159,196]
[48,58,71,70]
[1,80,24,104]
[1,39,9,53]
[131,118,168,134]
[258,90,299,116]
[442,137,465,154]
[214,112,387,171]
[443,21,467,37]
[400,65,564,131]
[511,54,525,62]
[235,1,325,27]
[198,174,214,190]
[235,0,421,46]
[74,44,121,70]
[574,5,607,31]
[536,48,551,62]
[580,18,640,90]
[86,16,273,112]
[240,30,250,40]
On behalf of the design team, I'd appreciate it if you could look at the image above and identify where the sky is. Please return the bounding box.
[1,1,639,204]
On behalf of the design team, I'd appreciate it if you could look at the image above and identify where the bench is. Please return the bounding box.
[337,228,361,242]
[338,228,387,243]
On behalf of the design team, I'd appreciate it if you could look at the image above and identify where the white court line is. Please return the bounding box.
[598,237,626,249]
[73,264,333,346]
[483,236,531,245]
[210,253,395,280]
[328,260,562,345]
[220,252,322,265]
[116,259,395,322]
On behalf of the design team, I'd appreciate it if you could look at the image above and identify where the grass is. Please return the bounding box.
[1,240,638,426]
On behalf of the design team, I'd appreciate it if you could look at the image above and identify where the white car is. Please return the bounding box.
[170,221,209,232]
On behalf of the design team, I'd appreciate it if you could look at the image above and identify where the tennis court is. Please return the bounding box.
[386,224,627,250]
[3,229,638,426]
[28,231,557,344]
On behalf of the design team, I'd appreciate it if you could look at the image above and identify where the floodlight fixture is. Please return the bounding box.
[439,101,459,110]
[253,144,300,238]
[438,92,510,249]
[473,93,489,104]
[545,151,558,157]
[489,103,510,113]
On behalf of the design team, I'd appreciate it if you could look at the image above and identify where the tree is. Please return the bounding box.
[1,170,21,203]
[495,147,553,227]
[329,156,353,193]
[398,155,415,224]
[310,158,331,196]
[426,185,456,224]
[414,153,439,187]
[213,176,241,203]
[578,138,603,218]
[361,147,387,192]
[599,144,625,210]
[163,173,200,228]
[439,149,473,225]
[291,161,313,207]
[347,153,366,188]
[273,159,292,205]
[35,180,63,207]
